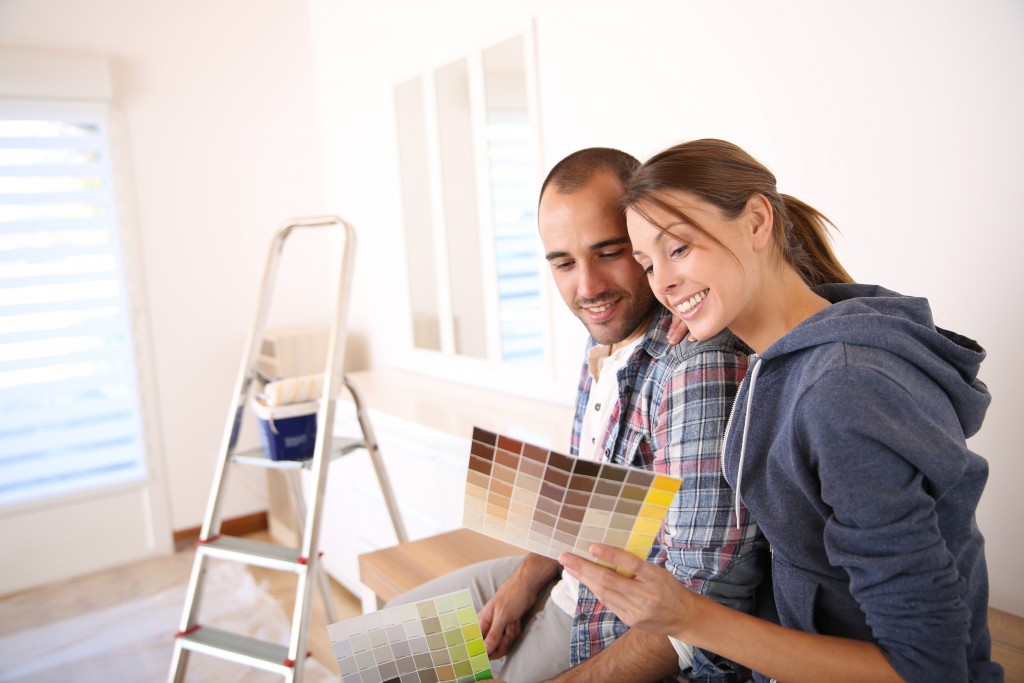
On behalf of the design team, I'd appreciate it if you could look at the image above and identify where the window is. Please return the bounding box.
[393,24,572,398]
[0,104,148,506]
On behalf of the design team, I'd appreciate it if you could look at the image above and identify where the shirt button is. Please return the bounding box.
[603,449,610,458]
[590,437,595,444]
[594,403,601,411]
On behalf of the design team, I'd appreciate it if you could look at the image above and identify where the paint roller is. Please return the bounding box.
[258,373,324,406]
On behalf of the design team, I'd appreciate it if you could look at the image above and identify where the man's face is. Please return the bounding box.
[539,171,656,345]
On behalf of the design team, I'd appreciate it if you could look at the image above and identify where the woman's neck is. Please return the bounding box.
[733,267,831,354]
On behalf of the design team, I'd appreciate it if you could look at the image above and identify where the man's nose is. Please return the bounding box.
[576,262,608,300]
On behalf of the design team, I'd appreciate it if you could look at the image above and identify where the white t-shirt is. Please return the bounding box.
[549,337,642,616]
[548,336,697,672]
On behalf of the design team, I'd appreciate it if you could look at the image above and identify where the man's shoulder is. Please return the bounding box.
[655,328,751,366]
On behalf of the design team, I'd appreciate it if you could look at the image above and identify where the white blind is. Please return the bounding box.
[0,104,147,506]
[485,109,544,367]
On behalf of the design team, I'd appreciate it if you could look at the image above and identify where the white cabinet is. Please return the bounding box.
[281,368,574,599]
[312,408,469,596]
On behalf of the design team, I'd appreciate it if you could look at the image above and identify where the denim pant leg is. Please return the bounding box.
[384,557,572,682]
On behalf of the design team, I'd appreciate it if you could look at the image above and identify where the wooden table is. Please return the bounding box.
[358,528,524,608]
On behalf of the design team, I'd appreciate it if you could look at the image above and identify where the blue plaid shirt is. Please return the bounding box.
[568,309,765,681]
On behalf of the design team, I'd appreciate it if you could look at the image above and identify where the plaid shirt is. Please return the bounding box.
[568,309,764,681]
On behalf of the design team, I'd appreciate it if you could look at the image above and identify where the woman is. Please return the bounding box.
[559,139,1002,682]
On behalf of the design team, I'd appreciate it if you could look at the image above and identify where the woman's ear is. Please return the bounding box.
[747,194,774,251]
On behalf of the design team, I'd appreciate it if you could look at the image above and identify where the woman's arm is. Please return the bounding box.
[559,544,904,683]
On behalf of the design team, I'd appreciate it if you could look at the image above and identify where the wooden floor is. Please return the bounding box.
[0,530,362,682]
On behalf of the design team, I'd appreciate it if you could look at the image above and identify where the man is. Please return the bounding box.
[391,148,764,682]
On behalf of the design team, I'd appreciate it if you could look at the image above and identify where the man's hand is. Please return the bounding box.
[666,316,690,345]
[478,585,528,660]
[479,554,561,659]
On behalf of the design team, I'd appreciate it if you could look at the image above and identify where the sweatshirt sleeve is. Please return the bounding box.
[796,364,973,683]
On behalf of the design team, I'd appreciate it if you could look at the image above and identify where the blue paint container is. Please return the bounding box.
[252,399,320,461]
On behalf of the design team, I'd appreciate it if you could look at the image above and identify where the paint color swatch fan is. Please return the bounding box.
[328,589,493,683]
[463,427,683,575]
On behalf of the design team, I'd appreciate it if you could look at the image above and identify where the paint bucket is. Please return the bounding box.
[251,398,319,461]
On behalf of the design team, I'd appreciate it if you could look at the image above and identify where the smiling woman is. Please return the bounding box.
[559,138,1003,683]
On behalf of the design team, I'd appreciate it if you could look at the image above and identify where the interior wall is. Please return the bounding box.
[3,0,1020,617]
[308,0,1024,615]
[0,0,329,531]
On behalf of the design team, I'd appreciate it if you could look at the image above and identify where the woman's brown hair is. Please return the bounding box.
[622,139,853,286]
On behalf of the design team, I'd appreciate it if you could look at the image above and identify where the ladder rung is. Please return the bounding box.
[228,437,367,469]
[176,625,298,674]
[196,535,306,572]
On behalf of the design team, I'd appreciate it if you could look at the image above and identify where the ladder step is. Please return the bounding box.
[229,437,367,470]
[196,535,307,572]
[176,625,301,674]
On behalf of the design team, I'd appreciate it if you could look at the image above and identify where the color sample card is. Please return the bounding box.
[328,589,493,683]
[463,427,683,573]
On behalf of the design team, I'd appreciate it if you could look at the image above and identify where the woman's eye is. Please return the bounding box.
[642,264,653,277]
[670,245,689,258]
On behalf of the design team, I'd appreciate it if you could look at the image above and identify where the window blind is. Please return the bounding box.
[485,110,545,366]
[0,106,147,506]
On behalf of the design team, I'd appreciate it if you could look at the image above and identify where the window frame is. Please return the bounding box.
[0,96,168,514]
[391,22,584,406]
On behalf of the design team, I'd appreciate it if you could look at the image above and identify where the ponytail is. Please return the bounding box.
[780,195,853,286]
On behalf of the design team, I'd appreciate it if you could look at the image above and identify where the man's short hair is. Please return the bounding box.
[539,147,640,204]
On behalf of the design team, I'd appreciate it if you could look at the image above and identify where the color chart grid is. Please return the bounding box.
[463,427,682,571]
[328,589,493,683]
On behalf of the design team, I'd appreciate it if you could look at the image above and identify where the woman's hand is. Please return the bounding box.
[562,545,904,683]
[559,544,699,638]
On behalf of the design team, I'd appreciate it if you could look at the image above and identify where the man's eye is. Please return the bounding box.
[598,249,624,259]
[552,261,573,271]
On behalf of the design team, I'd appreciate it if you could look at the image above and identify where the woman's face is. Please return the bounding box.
[626,192,759,343]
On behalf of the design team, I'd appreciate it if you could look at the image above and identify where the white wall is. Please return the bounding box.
[307,0,1024,615]
[0,0,329,531]
[3,0,1021,617]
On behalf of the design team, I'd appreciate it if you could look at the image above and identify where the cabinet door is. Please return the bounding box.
[312,408,468,594]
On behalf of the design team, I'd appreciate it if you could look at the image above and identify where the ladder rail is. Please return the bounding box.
[344,375,409,544]
[199,215,347,543]
[285,216,356,671]
[171,215,384,683]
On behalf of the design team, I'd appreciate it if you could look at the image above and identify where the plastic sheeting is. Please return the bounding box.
[0,560,333,682]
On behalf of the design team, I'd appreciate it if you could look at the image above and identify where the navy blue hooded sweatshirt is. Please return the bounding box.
[721,283,1002,682]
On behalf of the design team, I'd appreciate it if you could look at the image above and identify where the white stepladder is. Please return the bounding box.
[168,215,408,683]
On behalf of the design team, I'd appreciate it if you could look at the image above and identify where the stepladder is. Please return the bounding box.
[168,215,408,683]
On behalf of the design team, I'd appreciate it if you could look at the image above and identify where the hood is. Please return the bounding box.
[764,283,989,437]
[729,283,990,528]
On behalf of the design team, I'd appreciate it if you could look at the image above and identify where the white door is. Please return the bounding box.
[0,100,173,594]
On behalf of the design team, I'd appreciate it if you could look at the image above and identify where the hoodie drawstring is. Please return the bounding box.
[735,357,762,529]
